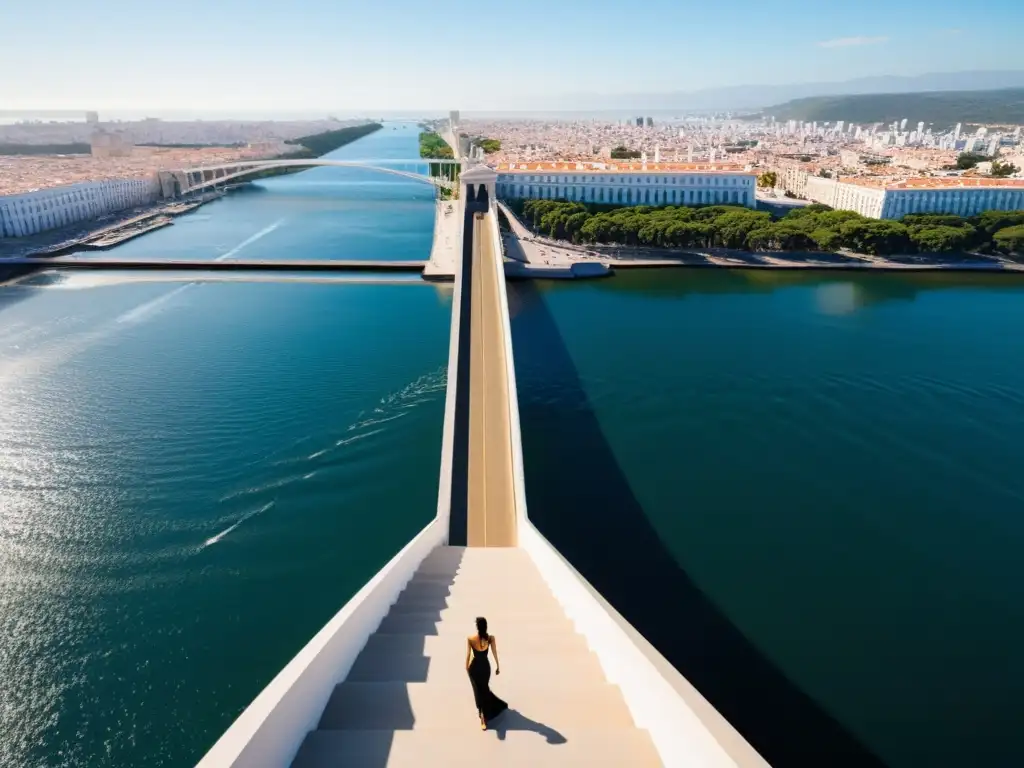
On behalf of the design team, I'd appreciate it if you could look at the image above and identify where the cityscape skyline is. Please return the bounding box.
[3,0,1024,112]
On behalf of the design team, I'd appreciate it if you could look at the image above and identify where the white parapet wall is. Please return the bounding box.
[486,208,770,768]
[195,519,447,768]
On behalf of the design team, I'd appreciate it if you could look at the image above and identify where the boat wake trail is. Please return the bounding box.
[215,219,286,261]
[264,366,448,473]
[202,501,275,548]
[116,284,192,323]
[335,428,384,447]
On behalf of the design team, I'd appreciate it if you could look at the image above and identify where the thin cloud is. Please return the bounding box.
[816,36,889,49]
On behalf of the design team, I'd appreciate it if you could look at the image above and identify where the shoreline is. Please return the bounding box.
[496,201,1024,276]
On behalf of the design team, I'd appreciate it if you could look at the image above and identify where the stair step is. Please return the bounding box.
[401,587,556,603]
[292,727,663,767]
[409,569,551,586]
[385,604,568,622]
[319,682,636,730]
[376,614,575,636]
[347,648,606,684]
[362,632,592,657]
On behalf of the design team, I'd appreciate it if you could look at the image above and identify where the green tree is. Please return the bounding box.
[993,225,1024,255]
[710,210,772,248]
[910,225,973,253]
[901,213,971,229]
[419,132,454,159]
[610,146,642,160]
[810,227,843,251]
[757,171,778,188]
[839,220,911,255]
[990,160,1020,178]
[956,152,989,170]
[974,210,1024,236]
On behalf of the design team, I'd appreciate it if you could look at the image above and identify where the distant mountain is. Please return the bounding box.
[542,71,1024,114]
[757,88,1024,127]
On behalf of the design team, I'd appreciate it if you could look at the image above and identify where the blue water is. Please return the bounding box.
[0,123,452,768]
[511,270,1024,767]
[6,122,1024,768]
[80,124,437,262]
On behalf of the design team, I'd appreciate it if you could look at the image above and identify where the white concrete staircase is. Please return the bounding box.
[290,546,662,767]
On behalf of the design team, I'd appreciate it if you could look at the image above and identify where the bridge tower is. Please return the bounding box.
[459,163,495,214]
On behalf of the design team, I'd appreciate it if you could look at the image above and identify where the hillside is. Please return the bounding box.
[758,88,1024,127]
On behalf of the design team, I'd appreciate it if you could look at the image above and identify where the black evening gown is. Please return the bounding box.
[468,642,508,722]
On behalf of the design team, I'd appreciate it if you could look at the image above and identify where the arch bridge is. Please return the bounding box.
[159,158,461,197]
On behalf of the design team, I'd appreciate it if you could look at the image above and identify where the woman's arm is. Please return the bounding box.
[490,635,500,674]
[466,637,472,671]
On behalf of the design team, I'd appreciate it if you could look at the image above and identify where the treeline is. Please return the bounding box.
[515,199,1024,256]
[0,143,90,155]
[611,146,641,159]
[420,132,454,159]
[284,122,382,156]
[473,138,501,154]
[758,88,1024,127]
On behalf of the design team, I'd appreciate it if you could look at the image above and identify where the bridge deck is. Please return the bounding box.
[291,547,661,767]
[10,257,426,272]
[467,213,516,547]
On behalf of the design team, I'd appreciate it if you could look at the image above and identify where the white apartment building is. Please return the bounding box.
[778,172,1024,220]
[879,178,1024,218]
[0,177,160,238]
[495,161,756,207]
[804,176,886,218]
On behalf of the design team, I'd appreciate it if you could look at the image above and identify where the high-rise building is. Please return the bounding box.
[636,117,644,127]
[85,111,99,123]
[900,118,908,131]
[645,117,654,128]
[954,123,962,141]
[917,121,925,136]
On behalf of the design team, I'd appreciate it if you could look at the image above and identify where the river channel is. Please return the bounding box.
[1,123,1023,767]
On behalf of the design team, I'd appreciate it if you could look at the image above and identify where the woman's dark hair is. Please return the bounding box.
[476,616,488,641]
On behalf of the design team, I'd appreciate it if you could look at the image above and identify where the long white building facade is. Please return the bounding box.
[495,161,757,207]
[781,171,1024,220]
[0,176,160,238]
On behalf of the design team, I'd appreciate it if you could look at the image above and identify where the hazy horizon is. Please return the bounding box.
[2,0,1023,112]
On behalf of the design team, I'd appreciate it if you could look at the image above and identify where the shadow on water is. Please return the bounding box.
[0,268,53,315]
[575,267,1024,305]
[507,279,885,768]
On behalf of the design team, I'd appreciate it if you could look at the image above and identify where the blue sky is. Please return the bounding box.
[1,0,1022,111]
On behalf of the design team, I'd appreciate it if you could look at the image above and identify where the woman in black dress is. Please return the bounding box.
[466,616,508,730]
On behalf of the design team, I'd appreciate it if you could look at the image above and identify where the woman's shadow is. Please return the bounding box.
[488,709,567,745]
